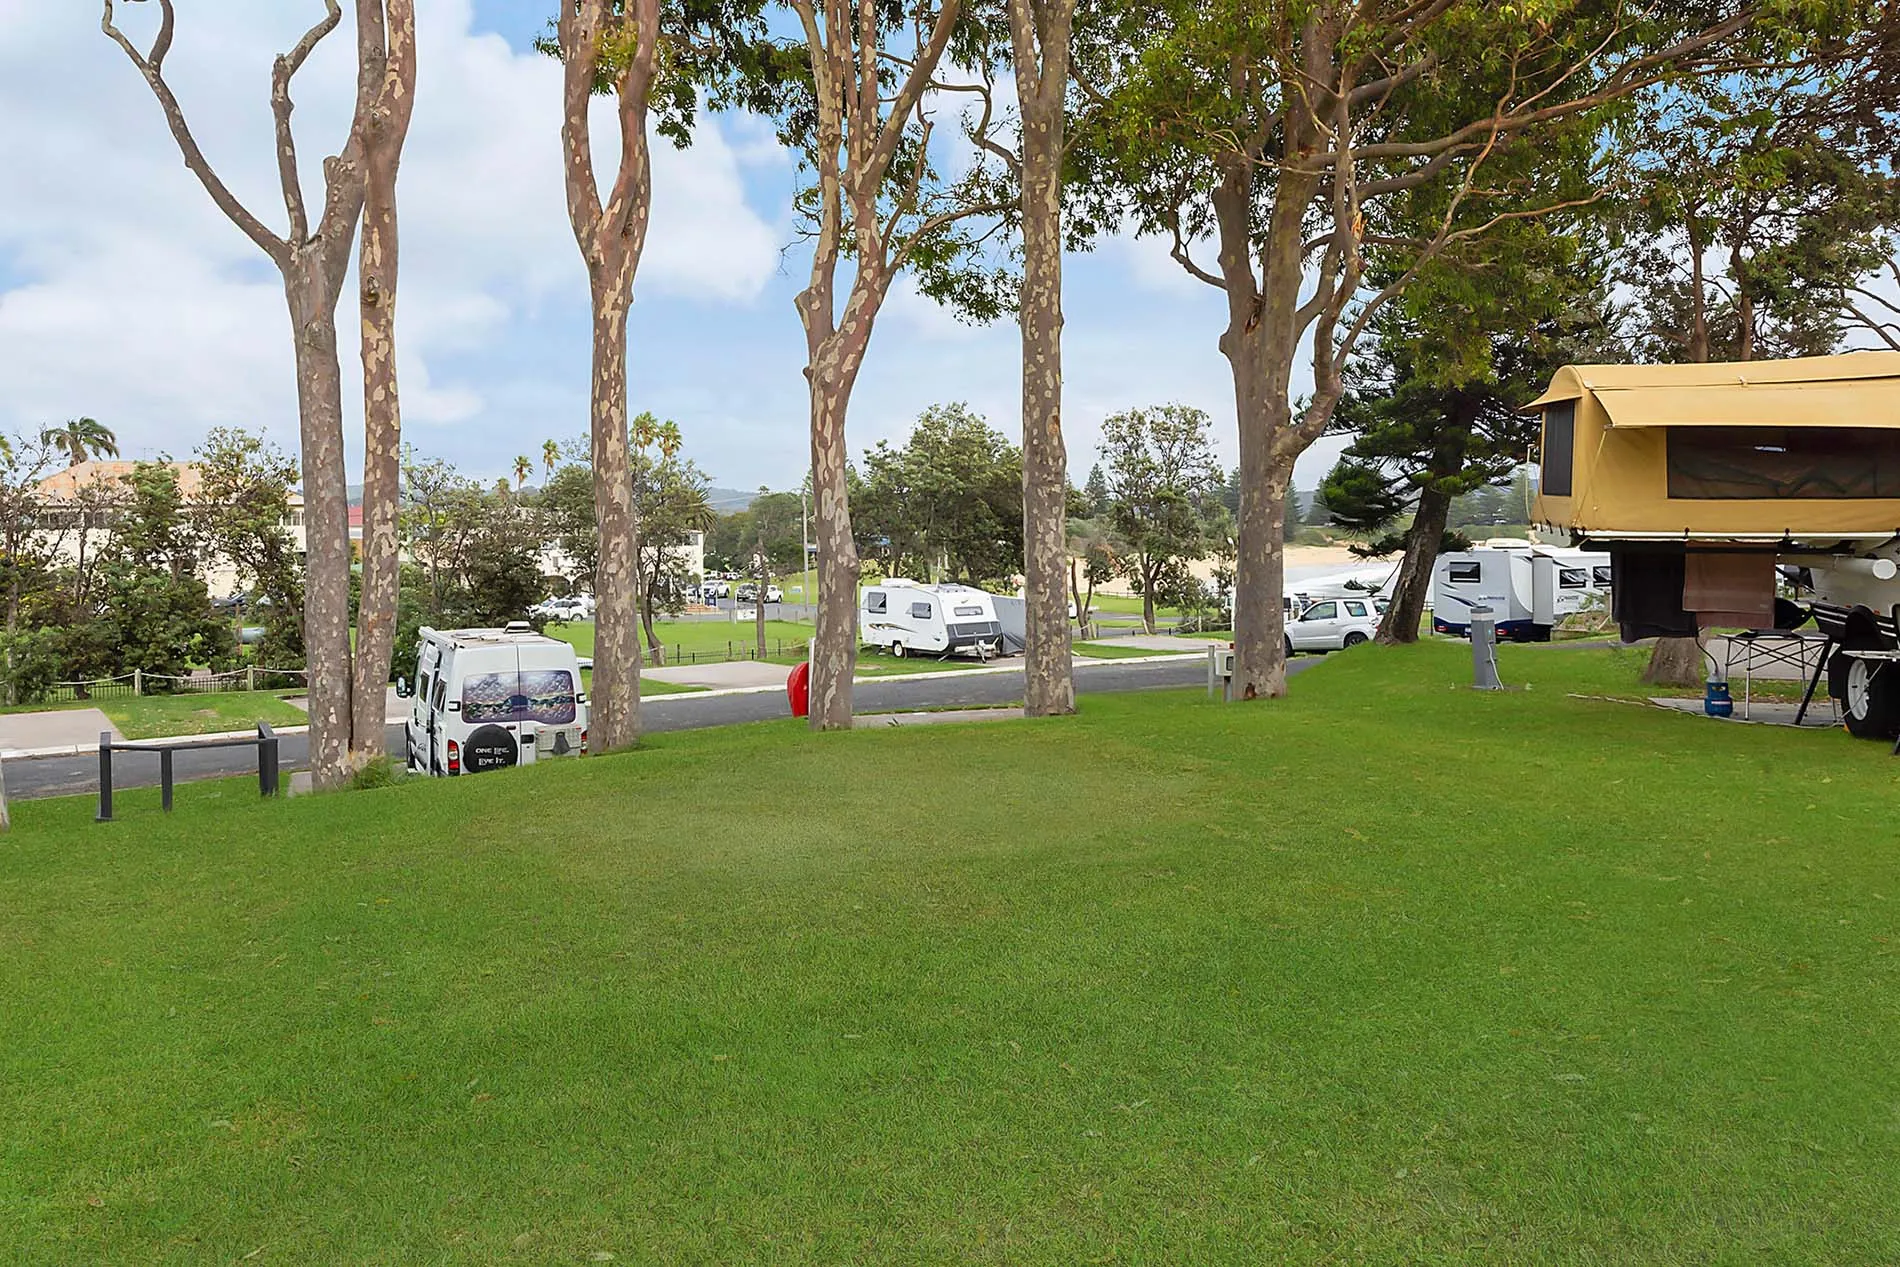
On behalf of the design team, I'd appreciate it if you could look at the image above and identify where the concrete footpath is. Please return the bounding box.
[0,708,122,753]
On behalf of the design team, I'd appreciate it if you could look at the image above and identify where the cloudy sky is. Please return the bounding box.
[0,0,1346,495]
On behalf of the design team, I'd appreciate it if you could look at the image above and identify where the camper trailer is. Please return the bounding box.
[1431,544,1609,640]
[1529,351,1900,738]
[399,623,588,776]
[860,581,1009,658]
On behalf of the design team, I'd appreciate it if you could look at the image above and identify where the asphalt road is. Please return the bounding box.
[4,654,1315,803]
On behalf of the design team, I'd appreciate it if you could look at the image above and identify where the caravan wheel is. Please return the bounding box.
[891,641,906,658]
[1843,657,1900,739]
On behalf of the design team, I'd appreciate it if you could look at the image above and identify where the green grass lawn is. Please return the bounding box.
[1073,640,1202,659]
[549,618,816,664]
[0,690,311,738]
[103,691,312,739]
[5,643,1900,1261]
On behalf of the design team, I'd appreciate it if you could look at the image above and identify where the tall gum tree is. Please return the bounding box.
[353,0,417,757]
[1072,1,1782,702]
[782,0,1006,730]
[1008,0,1079,716]
[555,0,662,753]
[104,0,392,788]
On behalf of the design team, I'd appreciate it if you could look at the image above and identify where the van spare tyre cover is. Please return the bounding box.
[462,724,519,773]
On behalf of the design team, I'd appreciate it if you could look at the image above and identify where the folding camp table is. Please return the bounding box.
[1723,631,1835,721]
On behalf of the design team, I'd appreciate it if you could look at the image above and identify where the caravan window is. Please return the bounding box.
[462,669,577,725]
[1667,427,1900,499]
[1449,561,1481,584]
[1540,401,1576,497]
[1593,565,1613,586]
[911,601,933,619]
[953,605,983,616]
[1559,568,1587,589]
[430,677,447,712]
[865,591,887,613]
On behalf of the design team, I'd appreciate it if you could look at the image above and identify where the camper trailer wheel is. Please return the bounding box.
[1343,632,1368,648]
[891,641,906,658]
[1843,657,1900,739]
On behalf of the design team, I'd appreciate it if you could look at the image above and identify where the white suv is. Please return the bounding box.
[1285,596,1381,654]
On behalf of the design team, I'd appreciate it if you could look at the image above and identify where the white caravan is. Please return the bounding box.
[860,581,1007,658]
[1431,544,1609,641]
[399,623,588,776]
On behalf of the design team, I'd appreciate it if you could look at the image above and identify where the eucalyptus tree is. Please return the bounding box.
[354,0,417,763]
[103,0,415,786]
[1070,1,1784,701]
[774,0,1010,730]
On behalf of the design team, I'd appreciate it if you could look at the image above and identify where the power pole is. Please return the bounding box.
[755,516,768,660]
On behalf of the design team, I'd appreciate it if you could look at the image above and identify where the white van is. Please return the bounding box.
[399,623,588,776]
[860,581,1007,658]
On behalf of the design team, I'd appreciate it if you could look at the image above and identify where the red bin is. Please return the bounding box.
[787,660,811,717]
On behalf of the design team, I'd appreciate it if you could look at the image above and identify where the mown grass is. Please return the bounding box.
[1073,640,1200,659]
[3,642,1899,1262]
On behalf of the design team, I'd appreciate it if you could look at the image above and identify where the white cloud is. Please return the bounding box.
[0,0,782,461]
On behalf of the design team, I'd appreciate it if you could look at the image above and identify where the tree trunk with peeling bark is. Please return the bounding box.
[1375,482,1450,646]
[352,0,415,763]
[103,0,382,790]
[286,268,357,784]
[557,0,658,754]
[589,281,642,748]
[802,359,864,731]
[786,0,970,731]
[1010,0,1076,718]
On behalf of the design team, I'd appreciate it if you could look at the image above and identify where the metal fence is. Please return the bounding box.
[39,667,308,703]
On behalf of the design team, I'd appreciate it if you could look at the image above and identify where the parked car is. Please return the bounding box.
[764,585,784,603]
[1284,596,1380,655]
[702,580,730,600]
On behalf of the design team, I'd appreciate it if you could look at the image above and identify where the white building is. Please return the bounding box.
[31,460,306,599]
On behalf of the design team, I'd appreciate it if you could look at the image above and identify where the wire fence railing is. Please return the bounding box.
[39,667,309,703]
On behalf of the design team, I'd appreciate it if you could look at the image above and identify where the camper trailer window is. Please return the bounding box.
[953,605,983,616]
[1593,566,1613,586]
[1667,427,1900,499]
[1540,401,1575,497]
[911,601,933,619]
[1559,568,1588,589]
[866,591,886,613]
[1449,561,1481,583]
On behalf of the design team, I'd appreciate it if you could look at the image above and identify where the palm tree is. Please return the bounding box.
[514,455,531,489]
[542,439,560,480]
[655,420,683,460]
[41,417,119,468]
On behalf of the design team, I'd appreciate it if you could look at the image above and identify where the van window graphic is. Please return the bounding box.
[462,669,577,725]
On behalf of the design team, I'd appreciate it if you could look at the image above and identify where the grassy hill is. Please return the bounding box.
[4,643,1898,1262]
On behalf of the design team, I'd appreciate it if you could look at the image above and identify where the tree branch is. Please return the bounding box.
[270,0,344,246]
[102,0,286,261]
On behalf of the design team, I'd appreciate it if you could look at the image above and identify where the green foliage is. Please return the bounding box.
[853,403,1023,585]
[38,416,118,468]
[1097,404,1224,618]
[1611,47,1900,362]
[707,492,806,576]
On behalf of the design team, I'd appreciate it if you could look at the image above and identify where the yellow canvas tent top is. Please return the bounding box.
[1530,351,1900,542]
